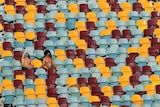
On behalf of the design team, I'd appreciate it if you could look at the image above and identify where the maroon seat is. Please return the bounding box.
[128,52,139,59]
[47,68,59,79]
[80,4,90,14]
[133,2,143,14]
[131,65,142,76]
[87,39,98,49]
[112,29,122,40]
[34,40,45,50]
[113,85,124,96]
[4,23,14,32]
[76,49,86,60]
[151,11,160,20]
[88,77,98,87]
[126,56,137,68]
[14,51,23,61]
[111,2,122,13]
[47,87,58,98]
[142,65,153,76]
[14,80,24,89]
[107,0,117,5]
[14,70,23,77]
[156,84,160,94]
[121,105,130,107]
[37,32,48,41]
[85,58,95,69]
[46,78,56,89]
[58,98,68,107]
[80,30,91,43]
[14,23,24,32]
[66,49,76,60]
[25,69,36,80]
[151,38,160,46]
[0,15,4,25]
[148,46,159,57]
[3,42,13,51]
[91,86,103,97]
[122,29,132,41]
[37,5,47,14]
[16,5,26,15]
[100,96,111,107]
[105,57,117,68]
[144,28,154,38]
[45,22,55,31]
[26,0,36,5]
[148,19,158,30]
[5,0,15,5]
[46,0,56,4]
[77,77,88,87]
[86,21,96,31]
[129,75,141,87]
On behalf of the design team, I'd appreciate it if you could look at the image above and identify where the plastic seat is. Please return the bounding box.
[131,94,144,107]
[80,86,91,97]
[55,12,66,23]
[16,5,26,15]
[133,2,143,14]
[152,65,160,76]
[4,5,16,16]
[151,11,160,21]
[118,11,129,22]
[68,3,79,15]
[85,58,95,69]
[129,11,140,22]
[111,2,122,13]
[46,31,58,42]
[47,88,58,98]
[57,68,69,79]
[24,88,36,99]
[24,13,36,25]
[139,75,151,86]
[140,11,151,21]
[134,84,146,96]
[109,76,120,87]
[4,23,14,32]
[142,65,153,76]
[123,85,135,97]
[24,79,35,90]
[43,40,55,50]
[37,5,47,14]
[34,40,45,50]
[79,67,91,79]
[26,0,36,5]
[106,20,117,31]
[86,12,98,24]
[2,89,14,105]
[142,94,153,106]
[79,4,90,14]
[143,1,154,13]
[76,49,86,60]
[47,97,58,107]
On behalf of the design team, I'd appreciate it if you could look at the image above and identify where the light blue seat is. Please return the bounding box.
[129,11,140,22]
[4,32,14,43]
[2,60,11,71]
[90,3,100,13]
[2,90,14,104]
[140,11,151,21]
[153,94,160,104]
[117,0,127,5]
[109,76,120,87]
[67,13,76,22]
[119,38,131,49]
[35,0,46,5]
[98,76,109,89]
[135,56,147,68]
[35,22,45,32]
[152,103,160,107]
[43,40,55,50]
[142,94,153,106]
[146,56,157,66]
[13,97,25,107]
[76,12,87,22]
[97,12,108,21]
[126,20,137,32]
[117,20,127,31]
[96,48,107,57]
[34,50,44,59]
[132,29,144,39]
[24,23,35,31]
[13,41,23,50]
[68,67,80,78]
[69,87,80,98]
[110,95,121,106]
[3,69,14,80]
[24,41,34,48]
[108,11,118,22]
[142,104,151,107]
[79,67,91,79]
[55,40,66,50]
[129,37,140,48]
[24,79,35,90]
[134,84,145,94]
[12,60,22,71]
[4,14,14,23]
[90,67,101,79]
[54,58,65,68]
[118,47,128,58]
[57,68,69,79]
[86,48,97,59]
[106,47,118,59]
[121,95,132,106]
[36,98,47,107]
[55,77,66,87]
[66,20,76,30]
[79,96,90,107]
[64,58,75,70]
[139,75,151,86]
[123,85,135,97]
[45,12,56,23]
[15,13,25,25]
[57,87,69,99]
[108,38,119,48]
[115,56,126,66]
[58,4,69,15]
[25,48,35,60]
[46,31,58,43]
[0,6,4,16]
[57,30,69,42]
[131,104,140,107]
[66,40,77,50]
[110,66,122,78]
[48,49,56,59]
[152,65,160,76]
[35,13,45,23]
[14,89,24,99]
[25,98,36,107]
[89,30,101,40]
[128,0,137,4]
[96,20,106,31]
[97,39,108,50]
[35,68,48,80]
[55,22,66,31]
[46,4,58,14]
[68,96,79,107]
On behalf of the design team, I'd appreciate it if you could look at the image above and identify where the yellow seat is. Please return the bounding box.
[15,0,26,6]
[118,11,129,22]
[154,2,160,11]
[26,5,37,14]
[150,74,160,86]
[121,66,132,77]
[47,97,58,107]
[94,57,106,69]
[68,30,80,42]
[98,2,110,14]
[106,20,117,31]
[1,50,13,58]
[24,88,36,99]
[0,23,3,31]
[32,59,42,68]
[73,58,85,70]
[55,13,66,23]
[145,84,156,96]
[0,43,3,55]
[15,75,25,83]
[89,95,100,103]
[66,77,77,87]
[138,46,149,59]
[36,87,47,98]
[101,86,113,97]
[121,2,132,13]
[154,28,160,38]
[127,47,138,54]
[138,0,148,4]
[110,105,119,107]
[131,94,143,107]
[54,49,67,61]
[2,79,14,90]
[75,21,87,32]
[34,78,46,89]
[75,39,87,51]
[100,29,111,38]
[156,55,160,65]
[25,31,36,40]
[99,66,112,79]
[4,5,16,16]
[0,0,4,4]
[119,75,130,88]
[86,12,98,24]
[136,19,148,31]
[80,86,91,97]
[14,32,26,44]
[24,13,36,25]
[68,4,79,15]
[143,2,154,13]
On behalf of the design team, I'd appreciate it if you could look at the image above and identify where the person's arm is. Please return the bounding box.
[42,58,48,70]
[51,59,58,70]
[21,58,25,67]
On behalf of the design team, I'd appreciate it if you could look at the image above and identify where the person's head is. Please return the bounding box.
[44,50,52,58]
[23,51,30,58]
